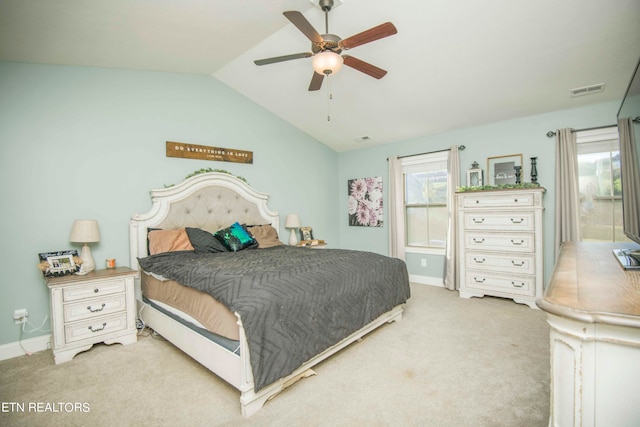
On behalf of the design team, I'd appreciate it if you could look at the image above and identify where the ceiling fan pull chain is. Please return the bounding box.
[327,75,334,121]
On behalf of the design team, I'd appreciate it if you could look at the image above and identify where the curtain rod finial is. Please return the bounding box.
[546,131,556,137]
[459,145,466,151]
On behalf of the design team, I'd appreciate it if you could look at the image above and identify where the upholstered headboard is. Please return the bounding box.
[129,172,279,270]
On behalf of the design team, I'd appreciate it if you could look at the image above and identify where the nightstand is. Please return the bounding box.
[45,267,138,364]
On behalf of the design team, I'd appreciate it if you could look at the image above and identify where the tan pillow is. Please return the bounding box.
[148,229,194,255]
[248,225,283,248]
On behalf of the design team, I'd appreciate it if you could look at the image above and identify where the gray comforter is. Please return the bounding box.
[138,246,410,391]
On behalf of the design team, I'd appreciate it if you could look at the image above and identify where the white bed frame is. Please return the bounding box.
[129,172,404,418]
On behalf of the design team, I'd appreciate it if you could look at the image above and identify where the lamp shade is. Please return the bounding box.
[69,220,100,243]
[285,214,301,228]
[312,51,344,75]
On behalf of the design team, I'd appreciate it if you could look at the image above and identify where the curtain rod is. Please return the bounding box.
[545,116,640,137]
[386,145,465,161]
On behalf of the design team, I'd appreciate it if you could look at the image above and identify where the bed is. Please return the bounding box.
[129,172,410,417]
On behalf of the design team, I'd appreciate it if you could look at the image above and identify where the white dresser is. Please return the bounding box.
[538,242,640,426]
[456,187,545,308]
[45,267,138,363]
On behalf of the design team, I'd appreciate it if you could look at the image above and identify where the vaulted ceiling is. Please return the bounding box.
[2,0,640,152]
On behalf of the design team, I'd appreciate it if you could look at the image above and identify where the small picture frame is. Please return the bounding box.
[300,226,314,242]
[38,250,81,277]
[487,154,523,185]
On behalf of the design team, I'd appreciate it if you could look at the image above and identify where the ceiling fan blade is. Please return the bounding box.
[283,11,323,43]
[343,55,388,79]
[254,52,313,66]
[308,72,325,91]
[340,22,397,50]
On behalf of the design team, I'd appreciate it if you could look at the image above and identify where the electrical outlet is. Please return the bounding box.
[421,258,427,267]
[13,308,28,324]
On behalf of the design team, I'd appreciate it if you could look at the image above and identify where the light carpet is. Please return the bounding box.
[0,284,550,426]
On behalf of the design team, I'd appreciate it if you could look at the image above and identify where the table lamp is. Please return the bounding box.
[70,219,100,273]
[285,214,301,246]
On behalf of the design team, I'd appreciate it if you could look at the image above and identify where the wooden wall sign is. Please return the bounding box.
[166,141,253,164]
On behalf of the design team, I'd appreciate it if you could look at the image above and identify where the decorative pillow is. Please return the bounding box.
[185,227,228,253]
[148,228,194,255]
[247,224,283,249]
[213,222,258,252]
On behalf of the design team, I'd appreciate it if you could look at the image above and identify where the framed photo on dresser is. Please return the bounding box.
[487,154,522,185]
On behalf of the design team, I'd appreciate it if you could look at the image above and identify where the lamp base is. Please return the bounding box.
[289,229,298,246]
[80,244,96,273]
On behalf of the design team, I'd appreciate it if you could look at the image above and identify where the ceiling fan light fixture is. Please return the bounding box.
[312,51,343,75]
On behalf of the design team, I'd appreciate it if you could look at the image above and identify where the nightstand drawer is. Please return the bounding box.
[465,232,535,253]
[464,212,535,231]
[465,271,535,296]
[466,251,535,275]
[63,279,126,302]
[63,294,126,323]
[460,192,535,208]
[64,313,128,344]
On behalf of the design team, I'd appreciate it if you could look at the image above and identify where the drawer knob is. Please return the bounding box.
[511,281,525,288]
[510,218,524,224]
[511,261,525,267]
[93,288,99,293]
[475,200,480,204]
[473,238,485,244]
[473,257,486,264]
[472,218,485,224]
[510,239,524,245]
[88,322,107,333]
[514,198,518,202]
[87,303,106,313]
[473,277,486,283]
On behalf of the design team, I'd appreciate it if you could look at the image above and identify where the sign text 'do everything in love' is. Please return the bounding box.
[166,141,253,164]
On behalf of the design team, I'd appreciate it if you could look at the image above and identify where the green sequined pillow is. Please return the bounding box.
[213,222,258,252]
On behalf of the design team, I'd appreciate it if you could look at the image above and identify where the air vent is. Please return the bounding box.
[354,136,372,143]
[570,83,605,97]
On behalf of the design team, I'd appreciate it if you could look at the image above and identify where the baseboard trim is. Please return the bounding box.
[409,274,444,287]
[0,334,51,361]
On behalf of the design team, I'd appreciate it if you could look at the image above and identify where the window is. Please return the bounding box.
[577,127,630,242]
[402,152,449,251]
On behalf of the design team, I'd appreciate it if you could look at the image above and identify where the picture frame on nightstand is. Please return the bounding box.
[300,226,314,241]
[37,250,81,277]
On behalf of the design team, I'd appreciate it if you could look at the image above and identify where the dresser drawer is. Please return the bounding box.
[63,294,126,323]
[460,192,535,208]
[464,212,535,231]
[64,313,128,344]
[466,251,536,275]
[465,271,535,296]
[465,232,535,253]
[62,279,126,302]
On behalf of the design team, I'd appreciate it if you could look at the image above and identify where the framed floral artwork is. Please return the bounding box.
[348,176,383,227]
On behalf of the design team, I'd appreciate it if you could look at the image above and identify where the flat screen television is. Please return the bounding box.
[614,55,640,269]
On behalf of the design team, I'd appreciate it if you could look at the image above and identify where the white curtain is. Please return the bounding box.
[443,145,460,290]
[388,156,405,259]
[618,117,640,239]
[554,128,581,258]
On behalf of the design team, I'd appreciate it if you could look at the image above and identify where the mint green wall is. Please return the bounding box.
[337,101,621,285]
[0,59,622,348]
[0,61,338,346]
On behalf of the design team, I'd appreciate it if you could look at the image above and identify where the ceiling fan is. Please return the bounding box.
[254,0,397,91]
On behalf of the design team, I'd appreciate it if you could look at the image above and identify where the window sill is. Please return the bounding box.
[405,246,445,256]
